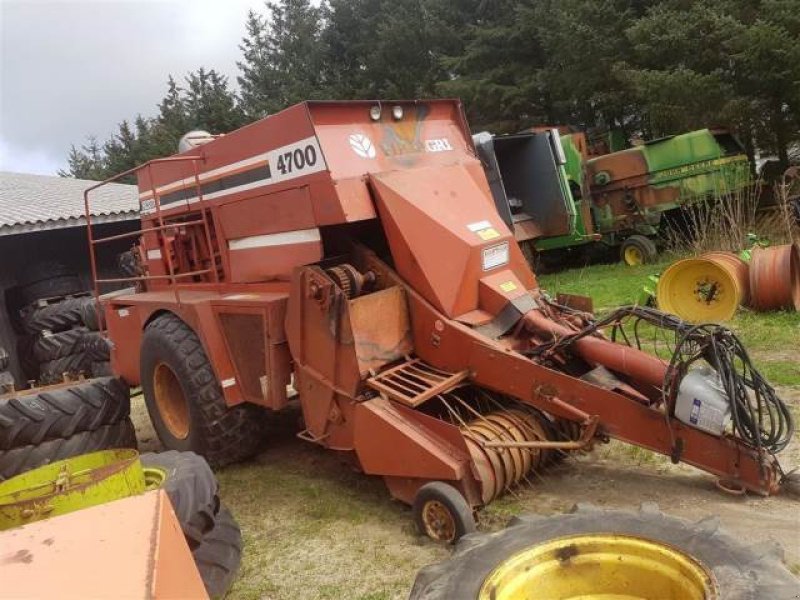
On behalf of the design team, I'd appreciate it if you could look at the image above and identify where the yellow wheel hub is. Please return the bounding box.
[624,246,644,266]
[479,533,717,600]
[656,258,742,322]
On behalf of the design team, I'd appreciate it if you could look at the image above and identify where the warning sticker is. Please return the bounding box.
[499,281,517,292]
[467,220,492,232]
[482,242,509,271]
[477,227,500,241]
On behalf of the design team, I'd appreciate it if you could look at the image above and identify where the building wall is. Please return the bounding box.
[0,220,140,385]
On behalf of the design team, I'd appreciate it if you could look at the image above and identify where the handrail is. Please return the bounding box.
[83,153,209,325]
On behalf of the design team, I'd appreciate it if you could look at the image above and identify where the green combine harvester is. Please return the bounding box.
[476,128,751,265]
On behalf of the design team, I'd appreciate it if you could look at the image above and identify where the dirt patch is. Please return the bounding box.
[130,395,800,599]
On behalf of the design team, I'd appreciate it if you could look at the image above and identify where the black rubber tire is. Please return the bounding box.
[0,376,130,450]
[91,361,113,377]
[21,296,94,334]
[81,332,111,361]
[19,276,84,306]
[193,506,243,599]
[140,451,220,548]
[0,370,15,391]
[0,418,137,480]
[79,299,101,331]
[31,327,89,362]
[619,234,658,265]
[410,503,799,599]
[140,313,268,468]
[413,481,477,543]
[16,336,39,381]
[38,354,91,385]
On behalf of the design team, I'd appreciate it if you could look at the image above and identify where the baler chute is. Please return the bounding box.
[84,100,793,542]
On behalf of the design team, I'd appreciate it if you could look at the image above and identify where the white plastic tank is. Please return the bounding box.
[178,130,215,153]
[675,366,732,436]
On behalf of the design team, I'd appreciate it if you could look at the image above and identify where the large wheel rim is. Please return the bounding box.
[153,362,190,440]
[478,533,717,599]
[422,499,457,543]
[624,246,644,266]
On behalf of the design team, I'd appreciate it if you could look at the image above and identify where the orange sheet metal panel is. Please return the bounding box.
[0,490,207,599]
[371,163,536,318]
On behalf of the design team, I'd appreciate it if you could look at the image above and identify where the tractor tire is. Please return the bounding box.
[0,376,130,450]
[140,313,268,468]
[0,418,137,480]
[31,327,89,362]
[16,336,39,381]
[91,361,113,377]
[38,353,91,385]
[17,262,84,306]
[620,235,658,266]
[410,504,799,600]
[21,296,93,334]
[193,506,243,599]
[81,333,111,361]
[0,370,15,392]
[140,451,220,548]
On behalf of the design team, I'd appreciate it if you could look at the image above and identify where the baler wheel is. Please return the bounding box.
[410,504,799,599]
[140,313,268,468]
[413,481,476,543]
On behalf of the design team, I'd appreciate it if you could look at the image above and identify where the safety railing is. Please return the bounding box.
[83,154,218,318]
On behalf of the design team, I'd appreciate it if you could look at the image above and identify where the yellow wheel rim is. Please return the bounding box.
[656,258,742,322]
[479,533,717,600]
[624,246,645,266]
[421,499,456,543]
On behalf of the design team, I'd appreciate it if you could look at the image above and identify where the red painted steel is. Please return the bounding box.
[84,100,787,517]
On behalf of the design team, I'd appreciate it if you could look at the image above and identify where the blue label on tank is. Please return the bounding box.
[690,398,701,424]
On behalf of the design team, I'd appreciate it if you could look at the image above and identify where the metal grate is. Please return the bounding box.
[366,358,468,407]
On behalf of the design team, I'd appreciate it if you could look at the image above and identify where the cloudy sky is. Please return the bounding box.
[1,0,264,175]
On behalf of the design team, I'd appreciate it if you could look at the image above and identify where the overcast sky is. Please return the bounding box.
[1,0,264,175]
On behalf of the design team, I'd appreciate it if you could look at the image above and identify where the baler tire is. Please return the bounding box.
[0,417,137,480]
[193,506,243,599]
[140,451,220,548]
[409,503,799,600]
[37,353,91,385]
[31,327,89,362]
[21,296,94,334]
[0,376,130,450]
[413,481,476,544]
[140,313,268,468]
[620,235,658,266]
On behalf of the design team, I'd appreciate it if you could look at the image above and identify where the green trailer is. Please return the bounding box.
[477,128,751,265]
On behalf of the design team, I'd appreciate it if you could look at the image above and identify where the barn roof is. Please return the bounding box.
[0,171,139,236]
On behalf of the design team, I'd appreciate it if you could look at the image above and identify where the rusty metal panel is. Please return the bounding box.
[349,286,413,375]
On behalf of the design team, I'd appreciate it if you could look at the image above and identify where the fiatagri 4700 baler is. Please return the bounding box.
[85,100,793,542]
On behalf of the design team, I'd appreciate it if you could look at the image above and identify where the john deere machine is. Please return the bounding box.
[477,128,752,265]
[84,100,792,543]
